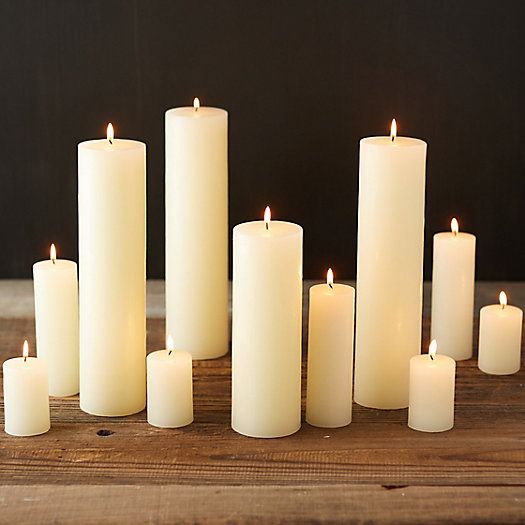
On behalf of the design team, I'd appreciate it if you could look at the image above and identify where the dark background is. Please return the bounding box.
[1,0,524,280]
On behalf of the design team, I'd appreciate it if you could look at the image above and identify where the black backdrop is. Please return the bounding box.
[1,1,524,280]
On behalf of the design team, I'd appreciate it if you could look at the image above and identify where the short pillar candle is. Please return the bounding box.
[478,292,523,375]
[408,340,456,433]
[33,243,79,397]
[3,341,50,437]
[306,269,355,428]
[431,218,476,360]
[147,336,193,428]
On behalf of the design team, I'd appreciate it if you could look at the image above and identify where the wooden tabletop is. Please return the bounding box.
[0,281,523,524]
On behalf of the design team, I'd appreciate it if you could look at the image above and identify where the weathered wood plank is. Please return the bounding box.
[0,484,523,525]
[0,316,523,488]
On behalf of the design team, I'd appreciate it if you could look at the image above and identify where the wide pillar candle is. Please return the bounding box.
[408,340,455,432]
[478,292,523,375]
[306,270,355,428]
[355,121,427,409]
[78,125,146,416]
[431,219,476,360]
[147,337,193,428]
[33,244,79,397]
[232,209,302,438]
[3,341,50,437]
[165,99,228,360]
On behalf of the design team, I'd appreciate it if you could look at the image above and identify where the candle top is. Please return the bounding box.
[148,348,192,364]
[166,105,227,119]
[234,220,302,239]
[79,138,144,152]
[361,136,426,148]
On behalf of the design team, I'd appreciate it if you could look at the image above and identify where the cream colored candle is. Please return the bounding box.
[232,207,302,438]
[306,269,355,428]
[78,124,146,416]
[408,340,455,432]
[355,120,427,409]
[165,98,228,360]
[431,218,476,360]
[33,243,79,397]
[478,292,523,375]
[3,341,50,437]
[147,336,193,428]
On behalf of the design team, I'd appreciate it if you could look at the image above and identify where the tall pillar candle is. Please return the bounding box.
[478,292,523,375]
[78,124,146,416]
[306,269,355,428]
[147,336,193,428]
[408,340,455,432]
[3,341,50,437]
[355,120,427,409]
[431,219,476,360]
[232,207,302,438]
[33,243,79,397]
[165,98,228,360]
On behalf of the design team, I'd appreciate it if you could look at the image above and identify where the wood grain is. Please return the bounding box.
[0,282,523,523]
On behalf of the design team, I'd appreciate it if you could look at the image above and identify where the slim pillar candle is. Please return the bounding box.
[306,269,355,428]
[408,340,455,433]
[232,207,302,438]
[147,336,193,428]
[355,120,427,409]
[33,243,79,397]
[3,341,50,437]
[431,219,476,360]
[478,292,523,375]
[78,124,146,416]
[165,98,228,360]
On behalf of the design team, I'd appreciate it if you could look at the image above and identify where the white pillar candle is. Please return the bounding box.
[478,292,523,375]
[232,207,302,438]
[165,98,228,360]
[33,243,79,397]
[431,218,476,360]
[3,341,50,437]
[355,120,427,409]
[306,269,355,428]
[408,340,455,433]
[147,335,193,428]
[78,123,146,416]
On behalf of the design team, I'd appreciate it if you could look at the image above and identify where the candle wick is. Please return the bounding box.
[429,354,434,361]
[168,350,172,356]
[24,356,27,363]
[109,138,113,145]
[265,223,269,231]
[52,259,56,265]
[391,135,395,143]
[502,304,505,310]
[329,283,333,289]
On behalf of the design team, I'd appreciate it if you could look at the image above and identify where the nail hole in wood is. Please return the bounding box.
[97,429,114,437]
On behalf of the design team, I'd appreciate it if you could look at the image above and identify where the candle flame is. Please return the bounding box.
[107,123,114,144]
[22,340,29,360]
[499,291,507,309]
[390,118,397,142]
[50,243,57,263]
[193,97,200,111]
[264,206,271,230]
[429,339,437,360]
[327,268,334,288]
[451,218,459,236]
[167,334,175,353]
